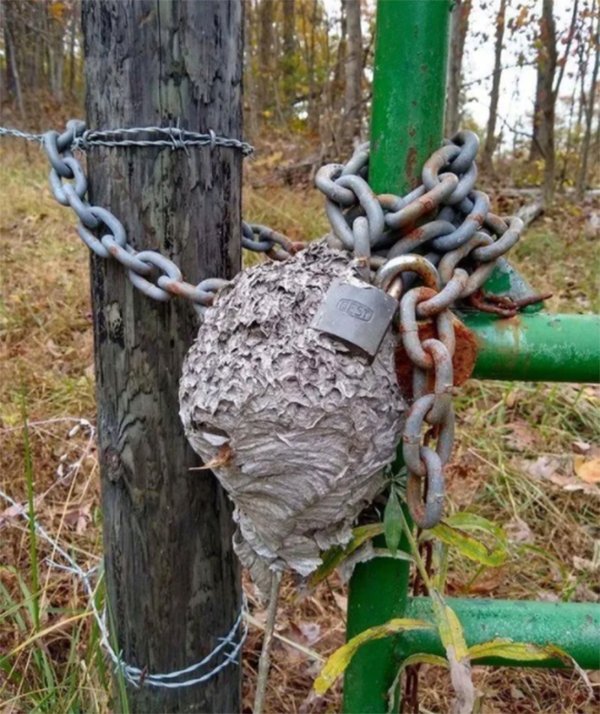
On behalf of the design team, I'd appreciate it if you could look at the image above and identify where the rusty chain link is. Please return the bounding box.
[316,130,525,528]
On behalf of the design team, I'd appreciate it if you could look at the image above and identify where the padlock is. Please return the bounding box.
[310,278,398,358]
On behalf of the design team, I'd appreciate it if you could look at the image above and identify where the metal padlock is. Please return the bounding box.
[311,279,398,358]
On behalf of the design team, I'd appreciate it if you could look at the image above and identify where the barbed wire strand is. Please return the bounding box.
[0,428,247,690]
[0,125,254,155]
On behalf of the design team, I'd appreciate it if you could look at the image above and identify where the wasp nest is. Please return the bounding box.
[179,242,405,593]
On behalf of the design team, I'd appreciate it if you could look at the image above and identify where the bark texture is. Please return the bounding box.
[82,1,242,711]
[445,0,471,138]
[180,243,406,595]
[342,0,363,149]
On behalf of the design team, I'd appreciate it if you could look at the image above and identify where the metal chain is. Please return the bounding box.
[4,120,522,526]
[316,130,524,529]
[2,120,291,317]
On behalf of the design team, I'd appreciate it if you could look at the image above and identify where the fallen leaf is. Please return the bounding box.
[504,421,539,452]
[298,621,321,645]
[0,501,25,526]
[520,456,599,498]
[573,455,600,484]
[504,517,534,544]
[572,439,592,455]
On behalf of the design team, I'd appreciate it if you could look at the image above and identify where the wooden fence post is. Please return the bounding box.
[81,2,243,711]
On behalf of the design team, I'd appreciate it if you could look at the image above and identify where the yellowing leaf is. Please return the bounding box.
[308,523,385,587]
[469,639,558,663]
[431,593,475,714]
[428,523,507,567]
[313,618,432,695]
[574,455,600,484]
[426,513,508,567]
[432,593,469,662]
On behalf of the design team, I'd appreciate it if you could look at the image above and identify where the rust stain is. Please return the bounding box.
[405,146,418,183]
[394,318,478,398]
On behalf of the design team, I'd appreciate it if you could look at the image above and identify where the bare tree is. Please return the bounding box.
[576,2,599,199]
[258,0,274,112]
[341,0,363,149]
[530,0,578,203]
[481,0,507,172]
[445,0,472,138]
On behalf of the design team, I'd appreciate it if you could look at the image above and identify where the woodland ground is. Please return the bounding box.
[0,138,599,714]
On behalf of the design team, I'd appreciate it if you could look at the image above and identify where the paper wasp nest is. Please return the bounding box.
[179,242,405,593]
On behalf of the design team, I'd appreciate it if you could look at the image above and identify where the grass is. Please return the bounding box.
[0,139,599,713]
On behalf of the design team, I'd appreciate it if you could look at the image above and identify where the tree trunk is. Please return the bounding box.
[258,0,274,113]
[530,0,557,204]
[481,0,506,173]
[341,0,363,150]
[445,0,471,138]
[281,0,296,115]
[576,5,599,200]
[82,2,242,712]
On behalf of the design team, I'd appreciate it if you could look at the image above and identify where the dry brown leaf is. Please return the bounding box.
[504,420,540,452]
[504,516,534,544]
[573,455,600,484]
[521,456,600,498]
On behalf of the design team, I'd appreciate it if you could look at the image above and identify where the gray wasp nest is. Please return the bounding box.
[179,242,405,593]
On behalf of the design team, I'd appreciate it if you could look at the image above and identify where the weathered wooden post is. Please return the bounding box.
[82,2,243,711]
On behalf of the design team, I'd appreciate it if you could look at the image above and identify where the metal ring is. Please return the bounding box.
[128,251,182,302]
[403,394,455,478]
[64,186,101,229]
[375,255,440,294]
[419,339,454,424]
[77,223,110,258]
[387,220,455,259]
[471,216,523,263]
[438,231,494,284]
[101,236,153,274]
[43,131,73,178]
[416,268,468,318]
[384,174,458,230]
[448,130,480,174]
[399,287,455,369]
[87,206,127,248]
[335,174,385,246]
[315,164,356,206]
[49,157,88,204]
[406,446,445,529]
[431,191,490,252]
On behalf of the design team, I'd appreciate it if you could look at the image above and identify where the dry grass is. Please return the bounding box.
[1,140,599,713]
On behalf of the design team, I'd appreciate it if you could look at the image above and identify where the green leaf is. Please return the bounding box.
[443,512,508,544]
[308,523,384,587]
[313,618,433,696]
[425,512,508,567]
[384,489,403,555]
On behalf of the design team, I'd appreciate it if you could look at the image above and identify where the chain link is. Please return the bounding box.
[0,120,290,317]
[316,129,525,528]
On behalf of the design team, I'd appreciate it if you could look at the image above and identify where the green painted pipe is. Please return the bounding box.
[343,2,452,712]
[402,597,600,670]
[467,312,600,383]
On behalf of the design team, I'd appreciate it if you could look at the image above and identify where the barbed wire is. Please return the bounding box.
[0,124,254,155]
[0,418,247,690]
